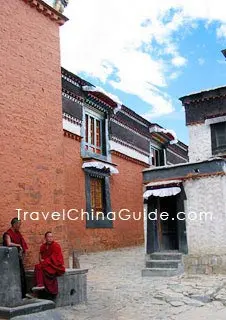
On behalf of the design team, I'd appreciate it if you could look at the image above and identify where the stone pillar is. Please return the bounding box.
[0,247,21,307]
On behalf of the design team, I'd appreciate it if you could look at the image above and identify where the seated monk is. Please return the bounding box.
[3,217,28,298]
[32,231,65,295]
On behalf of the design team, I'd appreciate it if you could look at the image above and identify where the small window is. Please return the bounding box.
[85,113,104,155]
[85,171,112,228]
[151,147,165,166]
[211,122,226,155]
[90,177,104,215]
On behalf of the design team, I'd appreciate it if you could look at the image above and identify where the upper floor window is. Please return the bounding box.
[211,122,226,155]
[85,112,105,155]
[151,147,165,166]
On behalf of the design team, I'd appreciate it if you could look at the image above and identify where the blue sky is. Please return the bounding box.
[60,0,226,145]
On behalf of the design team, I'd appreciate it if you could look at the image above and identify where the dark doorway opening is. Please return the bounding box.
[146,188,188,255]
[157,196,179,251]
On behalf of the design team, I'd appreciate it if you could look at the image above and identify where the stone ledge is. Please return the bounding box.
[26,268,88,276]
[0,299,55,320]
[26,268,88,307]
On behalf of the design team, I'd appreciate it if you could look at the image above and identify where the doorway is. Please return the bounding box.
[146,192,188,254]
[157,196,179,251]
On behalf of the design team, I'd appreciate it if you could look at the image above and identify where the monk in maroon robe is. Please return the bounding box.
[32,232,65,295]
[3,217,28,298]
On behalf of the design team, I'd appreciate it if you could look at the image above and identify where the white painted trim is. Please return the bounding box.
[163,148,167,166]
[63,119,81,136]
[84,106,104,119]
[205,116,226,126]
[110,140,150,164]
[62,92,83,106]
[62,74,80,88]
[177,143,188,152]
[63,112,82,125]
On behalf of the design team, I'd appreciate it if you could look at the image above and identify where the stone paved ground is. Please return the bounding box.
[15,246,226,320]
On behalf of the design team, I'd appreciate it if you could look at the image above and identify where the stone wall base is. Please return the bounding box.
[26,268,88,307]
[183,254,226,274]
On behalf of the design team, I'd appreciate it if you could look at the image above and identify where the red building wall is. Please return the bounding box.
[0,1,68,267]
[63,134,145,254]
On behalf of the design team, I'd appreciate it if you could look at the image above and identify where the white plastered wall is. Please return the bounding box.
[184,175,226,255]
[188,123,212,162]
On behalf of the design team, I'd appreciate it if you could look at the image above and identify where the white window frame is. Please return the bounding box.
[85,109,104,155]
[151,146,161,166]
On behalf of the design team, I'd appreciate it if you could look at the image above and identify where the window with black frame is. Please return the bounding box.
[85,170,113,228]
[211,122,226,155]
[90,177,104,215]
[151,147,165,166]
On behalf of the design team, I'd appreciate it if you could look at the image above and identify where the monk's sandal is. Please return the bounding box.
[32,286,45,291]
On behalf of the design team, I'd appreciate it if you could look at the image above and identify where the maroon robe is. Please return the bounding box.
[3,228,28,252]
[35,241,65,295]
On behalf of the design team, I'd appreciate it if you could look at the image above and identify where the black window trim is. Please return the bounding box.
[84,168,113,229]
[211,121,226,155]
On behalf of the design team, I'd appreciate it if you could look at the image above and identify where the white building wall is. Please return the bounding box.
[184,175,226,255]
[188,123,212,162]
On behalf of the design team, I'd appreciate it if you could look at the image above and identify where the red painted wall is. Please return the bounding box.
[0,1,68,267]
[63,136,145,254]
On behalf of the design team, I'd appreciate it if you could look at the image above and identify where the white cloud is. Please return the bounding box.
[60,0,226,118]
[172,56,187,67]
[198,58,205,65]
[169,71,181,80]
[217,59,226,64]
[217,24,226,38]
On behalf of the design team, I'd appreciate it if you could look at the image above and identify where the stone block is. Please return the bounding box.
[0,299,55,320]
[0,247,22,307]
[26,268,88,307]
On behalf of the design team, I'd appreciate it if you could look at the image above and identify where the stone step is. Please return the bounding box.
[142,268,180,277]
[146,259,181,269]
[0,299,55,319]
[150,252,182,261]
